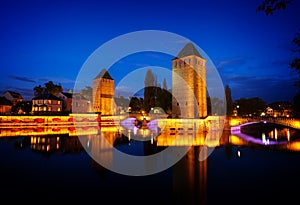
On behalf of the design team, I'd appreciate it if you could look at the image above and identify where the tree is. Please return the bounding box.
[33,81,63,97]
[129,97,143,112]
[143,69,157,112]
[225,85,233,116]
[291,30,300,89]
[256,0,291,15]
[34,85,44,97]
[233,97,267,117]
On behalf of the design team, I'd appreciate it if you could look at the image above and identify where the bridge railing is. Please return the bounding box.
[233,116,300,130]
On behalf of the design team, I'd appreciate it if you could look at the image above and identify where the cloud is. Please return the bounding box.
[224,74,298,103]
[216,57,248,70]
[115,85,144,98]
[8,75,36,83]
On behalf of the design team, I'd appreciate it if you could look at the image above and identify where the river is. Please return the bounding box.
[0,121,300,204]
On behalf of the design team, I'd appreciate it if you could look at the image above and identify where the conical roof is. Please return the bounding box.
[174,42,203,59]
[94,68,113,80]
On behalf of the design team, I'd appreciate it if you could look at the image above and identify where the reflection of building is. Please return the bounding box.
[172,43,207,119]
[93,68,114,115]
[172,146,207,205]
[32,94,62,114]
[2,90,23,106]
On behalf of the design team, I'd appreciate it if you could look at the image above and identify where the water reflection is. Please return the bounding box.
[1,122,300,204]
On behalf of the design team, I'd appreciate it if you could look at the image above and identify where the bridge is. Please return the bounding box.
[229,117,300,130]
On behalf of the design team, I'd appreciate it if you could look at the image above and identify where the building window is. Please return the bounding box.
[58,101,61,105]
[48,107,51,111]
[58,107,61,112]
[43,107,46,111]
[44,100,47,104]
[48,100,51,104]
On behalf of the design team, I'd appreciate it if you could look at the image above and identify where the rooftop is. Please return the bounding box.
[173,42,204,60]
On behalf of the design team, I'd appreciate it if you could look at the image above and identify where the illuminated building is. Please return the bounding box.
[2,90,23,106]
[93,68,114,115]
[172,43,207,119]
[32,93,62,114]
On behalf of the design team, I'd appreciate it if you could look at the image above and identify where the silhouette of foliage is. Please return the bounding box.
[256,0,291,15]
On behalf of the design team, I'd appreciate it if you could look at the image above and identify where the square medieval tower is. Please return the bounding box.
[93,68,114,115]
[172,43,207,119]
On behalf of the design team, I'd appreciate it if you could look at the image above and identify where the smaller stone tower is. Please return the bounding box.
[93,68,114,115]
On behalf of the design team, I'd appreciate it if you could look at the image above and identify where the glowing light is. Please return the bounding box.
[262,133,269,145]
[237,150,241,157]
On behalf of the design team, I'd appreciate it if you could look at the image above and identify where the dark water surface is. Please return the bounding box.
[1,123,300,204]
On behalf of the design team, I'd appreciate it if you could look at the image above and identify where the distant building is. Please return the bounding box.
[57,92,73,113]
[2,90,23,106]
[114,96,130,114]
[267,101,292,117]
[32,94,62,114]
[93,68,114,115]
[0,96,12,115]
[72,93,92,113]
[172,43,207,118]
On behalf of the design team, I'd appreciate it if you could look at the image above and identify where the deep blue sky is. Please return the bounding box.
[1,0,299,104]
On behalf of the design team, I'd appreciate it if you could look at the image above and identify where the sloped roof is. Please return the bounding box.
[3,90,23,99]
[173,42,203,60]
[94,68,113,80]
[32,93,62,101]
[60,92,73,98]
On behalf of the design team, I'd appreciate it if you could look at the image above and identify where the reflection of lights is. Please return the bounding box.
[262,133,269,145]
[274,128,277,141]
[237,150,241,157]
[287,129,290,141]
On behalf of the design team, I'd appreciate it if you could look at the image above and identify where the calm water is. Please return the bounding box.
[1,122,300,204]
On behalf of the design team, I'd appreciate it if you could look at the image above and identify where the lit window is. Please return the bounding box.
[58,107,61,111]
[48,100,51,104]
[43,107,46,111]
[44,100,47,104]
[48,107,51,111]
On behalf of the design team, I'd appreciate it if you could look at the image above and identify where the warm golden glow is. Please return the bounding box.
[229,135,246,146]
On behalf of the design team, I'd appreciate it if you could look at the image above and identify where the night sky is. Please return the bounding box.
[1,0,300,104]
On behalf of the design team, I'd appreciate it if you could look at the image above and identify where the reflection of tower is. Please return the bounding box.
[172,146,207,205]
[172,43,207,118]
[93,68,114,115]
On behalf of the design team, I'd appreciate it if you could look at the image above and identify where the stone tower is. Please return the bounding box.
[172,43,207,118]
[93,68,114,115]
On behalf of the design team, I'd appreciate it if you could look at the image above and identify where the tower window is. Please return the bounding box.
[177,103,179,106]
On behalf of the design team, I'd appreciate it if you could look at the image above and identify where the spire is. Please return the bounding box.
[94,68,113,80]
[175,42,203,59]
